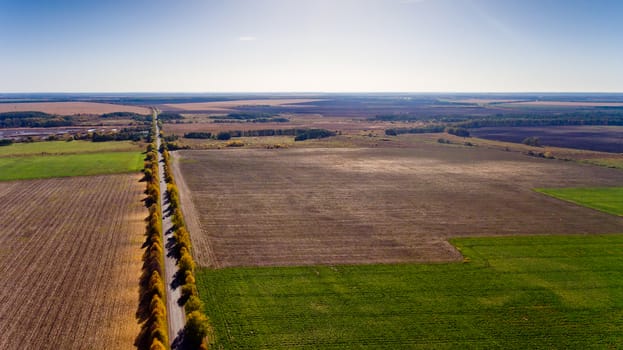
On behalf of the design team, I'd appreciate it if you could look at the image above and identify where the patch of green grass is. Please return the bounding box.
[197,234,623,349]
[0,151,144,181]
[0,140,143,157]
[580,158,623,170]
[536,187,623,216]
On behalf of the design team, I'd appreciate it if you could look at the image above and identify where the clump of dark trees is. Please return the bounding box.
[294,129,336,141]
[100,111,151,123]
[0,111,74,128]
[184,128,335,142]
[158,112,184,121]
[210,113,289,123]
[455,111,623,129]
[385,125,469,137]
[385,125,445,136]
[88,128,149,142]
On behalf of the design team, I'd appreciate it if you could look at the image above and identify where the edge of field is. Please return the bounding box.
[535,187,623,216]
[171,151,220,268]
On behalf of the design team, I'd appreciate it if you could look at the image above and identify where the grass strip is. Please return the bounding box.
[0,140,142,157]
[0,151,144,181]
[535,187,623,216]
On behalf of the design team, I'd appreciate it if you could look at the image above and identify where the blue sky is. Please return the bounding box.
[1,0,622,92]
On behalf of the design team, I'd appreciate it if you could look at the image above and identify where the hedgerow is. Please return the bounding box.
[161,119,212,349]
[136,113,169,350]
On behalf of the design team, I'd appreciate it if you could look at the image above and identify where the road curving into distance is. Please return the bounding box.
[155,111,186,346]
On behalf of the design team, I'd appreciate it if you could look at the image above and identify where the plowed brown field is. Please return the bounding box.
[0,174,145,350]
[173,145,623,268]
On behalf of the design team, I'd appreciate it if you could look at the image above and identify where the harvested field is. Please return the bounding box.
[470,125,623,153]
[163,99,324,112]
[0,174,145,350]
[174,146,623,267]
[0,101,150,115]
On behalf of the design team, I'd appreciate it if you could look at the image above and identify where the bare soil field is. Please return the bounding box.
[0,174,145,350]
[470,125,623,153]
[173,146,623,268]
[163,99,323,112]
[0,101,150,115]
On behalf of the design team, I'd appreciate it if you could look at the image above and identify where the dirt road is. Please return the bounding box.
[155,115,186,346]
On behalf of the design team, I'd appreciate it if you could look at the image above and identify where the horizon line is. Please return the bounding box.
[2,91,623,95]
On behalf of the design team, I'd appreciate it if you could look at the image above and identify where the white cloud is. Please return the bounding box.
[238,36,257,41]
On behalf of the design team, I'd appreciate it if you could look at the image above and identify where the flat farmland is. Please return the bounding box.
[197,234,623,349]
[470,125,623,153]
[174,145,623,268]
[0,151,144,181]
[503,101,623,107]
[0,101,150,115]
[0,140,143,157]
[0,174,145,350]
[163,99,323,112]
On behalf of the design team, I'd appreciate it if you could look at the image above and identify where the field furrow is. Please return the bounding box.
[0,174,145,350]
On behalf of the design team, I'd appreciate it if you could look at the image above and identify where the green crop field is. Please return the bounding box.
[0,140,142,157]
[197,234,623,349]
[0,151,144,181]
[536,187,623,216]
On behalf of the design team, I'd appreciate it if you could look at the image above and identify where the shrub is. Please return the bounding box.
[184,311,212,348]
[446,127,470,137]
[185,295,203,313]
[294,129,336,141]
[149,339,167,350]
[184,132,212,139]
[178,249,195,273]
[522,136,541,147]
[226,140,245,147]
[216,132,231,140]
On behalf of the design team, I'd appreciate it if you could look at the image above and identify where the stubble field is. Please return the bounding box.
[0,174,145,350]
[174,144,623,268]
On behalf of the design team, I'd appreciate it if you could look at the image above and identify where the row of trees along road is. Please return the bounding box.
[161,122,212,349]
[135,116,169,350]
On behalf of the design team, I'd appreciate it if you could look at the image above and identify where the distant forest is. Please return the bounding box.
[0,111,150,128]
